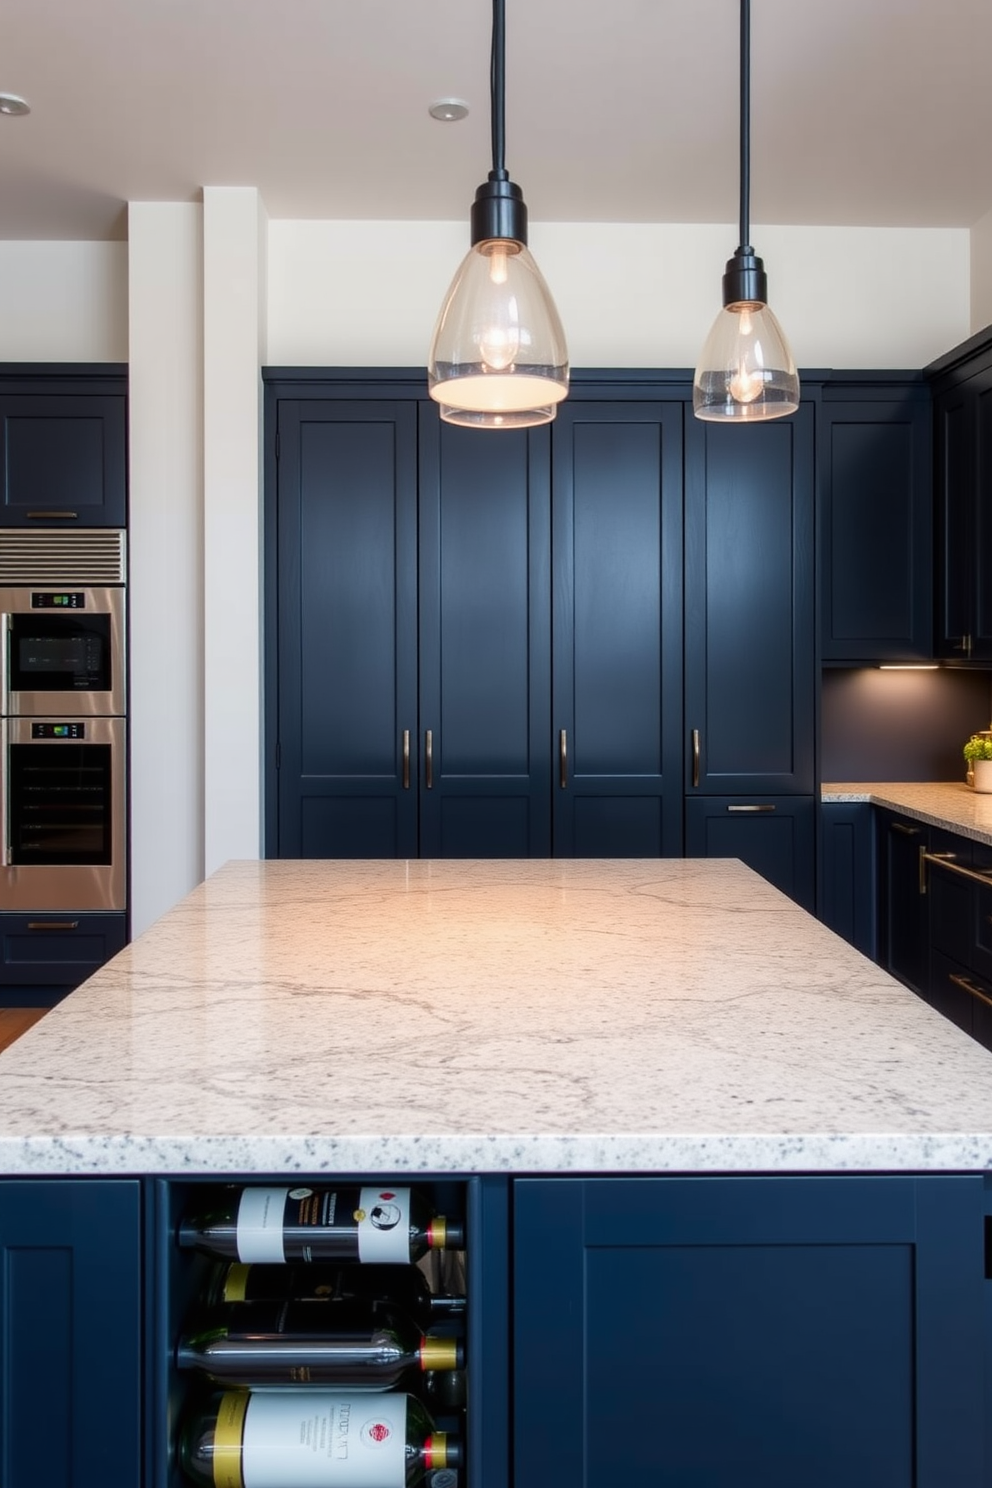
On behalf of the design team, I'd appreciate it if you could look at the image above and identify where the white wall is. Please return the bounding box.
[0,241,128,362]
[971,209,992,336]
[268,221,971,371]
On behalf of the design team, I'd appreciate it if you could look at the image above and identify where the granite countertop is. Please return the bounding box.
[2,857,992,1177]
[822,780,992,845]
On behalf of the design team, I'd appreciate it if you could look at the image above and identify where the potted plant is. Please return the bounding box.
[963,734,992,791]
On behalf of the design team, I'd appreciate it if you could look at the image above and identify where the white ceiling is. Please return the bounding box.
[1,0,990,242]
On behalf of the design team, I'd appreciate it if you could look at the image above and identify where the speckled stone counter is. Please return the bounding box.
[3,857,992,1176]
[822,780,992,846]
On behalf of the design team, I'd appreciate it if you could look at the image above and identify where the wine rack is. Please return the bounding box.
[152,1177,476,1488]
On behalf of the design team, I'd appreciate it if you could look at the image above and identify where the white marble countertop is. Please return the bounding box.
[822,780,992,845]
[4,857,992,1176]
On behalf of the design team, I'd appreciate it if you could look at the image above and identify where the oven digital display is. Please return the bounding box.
[31,722,85,739]
[31,593,86,609]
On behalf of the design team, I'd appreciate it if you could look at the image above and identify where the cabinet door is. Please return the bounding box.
[818,801,874,953]
[971,367,992,658]
[876,811,929,993]
[0,912,128,1005]
[552,401,683,856]
[418,412,551,857]
[684,796,815,911]
[684,406,814,794]
[513,1176,987,1488]
[819,393,932,661]
[0,1180,142,1487]
[274,400,419,857]
[934,383,973,658]
[0,394,127,527]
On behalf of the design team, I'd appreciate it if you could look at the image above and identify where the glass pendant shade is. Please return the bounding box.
[428,237,569,429]
[693,299,800,422]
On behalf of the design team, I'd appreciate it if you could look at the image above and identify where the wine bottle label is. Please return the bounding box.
[238,1390,407,1488]
[355,1187,410,1263]
[234,1187,413,1264]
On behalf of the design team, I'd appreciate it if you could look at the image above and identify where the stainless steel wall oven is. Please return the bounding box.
[0,530,127,912]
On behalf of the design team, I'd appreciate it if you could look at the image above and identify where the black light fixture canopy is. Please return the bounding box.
[693,0,799,422]
[427,0,569,429]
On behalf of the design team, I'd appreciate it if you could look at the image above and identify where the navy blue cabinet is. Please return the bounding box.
[274,398,420,857]
[0,370,128,528]
[818,382,932,662]
[927,329,992,661]
[513,1175,988,1488]
[685,796,816,911]
[684,407,815,796]
[551,399,683,856]
[876,809,929,994]
[418,409,552,857]
[818,801,874,955]
[0,912,128,1007]
[0,1180,142,1487]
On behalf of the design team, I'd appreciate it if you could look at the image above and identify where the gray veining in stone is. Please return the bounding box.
[2,857,992,1176]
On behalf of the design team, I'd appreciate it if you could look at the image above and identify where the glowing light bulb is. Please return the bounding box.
[489,245,509,286]
[727,305,765,404]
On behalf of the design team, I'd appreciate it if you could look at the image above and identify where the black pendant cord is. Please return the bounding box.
[490,0,507,181]
[738,0,751,254]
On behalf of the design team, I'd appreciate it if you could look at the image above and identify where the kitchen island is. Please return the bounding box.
[1,858,990,1488]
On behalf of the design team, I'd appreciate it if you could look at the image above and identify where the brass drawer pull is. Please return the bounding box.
[26,510,79,520]
[921,851,992,890]
[402,729,410,791]
[27,920,80,932]
[948,972,992,1012]
[892,822,920,836]
[727,804,775,813]
[559,729,567,790]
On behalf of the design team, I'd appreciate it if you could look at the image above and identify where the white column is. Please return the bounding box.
[127,203,205,935]
[202,187,268,876]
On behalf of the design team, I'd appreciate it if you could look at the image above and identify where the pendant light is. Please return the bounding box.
[693,0,799,422]
[427,0,569,429]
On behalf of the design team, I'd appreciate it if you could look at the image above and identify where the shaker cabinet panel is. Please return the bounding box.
[684,796,815,911]
[274,399,420,857]
[0,390,127,528]
[513,1175,987,1488]
[818,391,932,661]
[684,407,815,795]
[551,400,683,856]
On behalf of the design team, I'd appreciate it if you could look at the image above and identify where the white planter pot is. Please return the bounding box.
[973,759,992,792]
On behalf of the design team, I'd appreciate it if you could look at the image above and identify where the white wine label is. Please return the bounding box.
[237,1187,288,1263]
[240,1390,407,1488]
[356,1187,411,1263]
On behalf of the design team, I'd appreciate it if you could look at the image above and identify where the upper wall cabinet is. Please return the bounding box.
[926,329,992,662]
[0,368,128,528]
[817,379,932,663]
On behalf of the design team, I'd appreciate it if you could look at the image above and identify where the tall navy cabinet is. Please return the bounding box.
[551,398,683,857]
[683,405,816,909]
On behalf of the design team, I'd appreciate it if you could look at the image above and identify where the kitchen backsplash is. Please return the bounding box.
[821,667,992,782]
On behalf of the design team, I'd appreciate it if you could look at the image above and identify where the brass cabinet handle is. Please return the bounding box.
[727,804,776,813]
[26,510,79,520]
[559,729,567,790]
[425,729,433,790]
[402,729,410,790]
[921,850,992,890]
[27,920,80,932]
[891,821,920,836]
[948,971,992,1012]
[691,728,700,789]
[954,635,974,657]
[919,844,928,896]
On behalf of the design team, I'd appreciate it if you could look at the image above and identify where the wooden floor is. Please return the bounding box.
[0,1009,48,1053]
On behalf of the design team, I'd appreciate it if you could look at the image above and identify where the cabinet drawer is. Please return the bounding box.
[928,948,981,1036]
[0,912,127,989]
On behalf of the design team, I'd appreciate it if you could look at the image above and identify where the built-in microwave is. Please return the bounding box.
[0,715,126,912]
[0,584,126,718]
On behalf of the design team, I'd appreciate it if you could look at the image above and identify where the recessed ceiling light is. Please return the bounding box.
[429,98,469,122]
[0,94,30,117]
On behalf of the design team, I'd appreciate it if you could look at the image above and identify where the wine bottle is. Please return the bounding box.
[178,1185,464,1263]
[178,1388,461,1488]
[209,1260,467,1324]
[177,1296,464,1388]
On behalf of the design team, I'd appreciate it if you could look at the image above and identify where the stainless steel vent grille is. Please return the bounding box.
[0,529,126,585]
